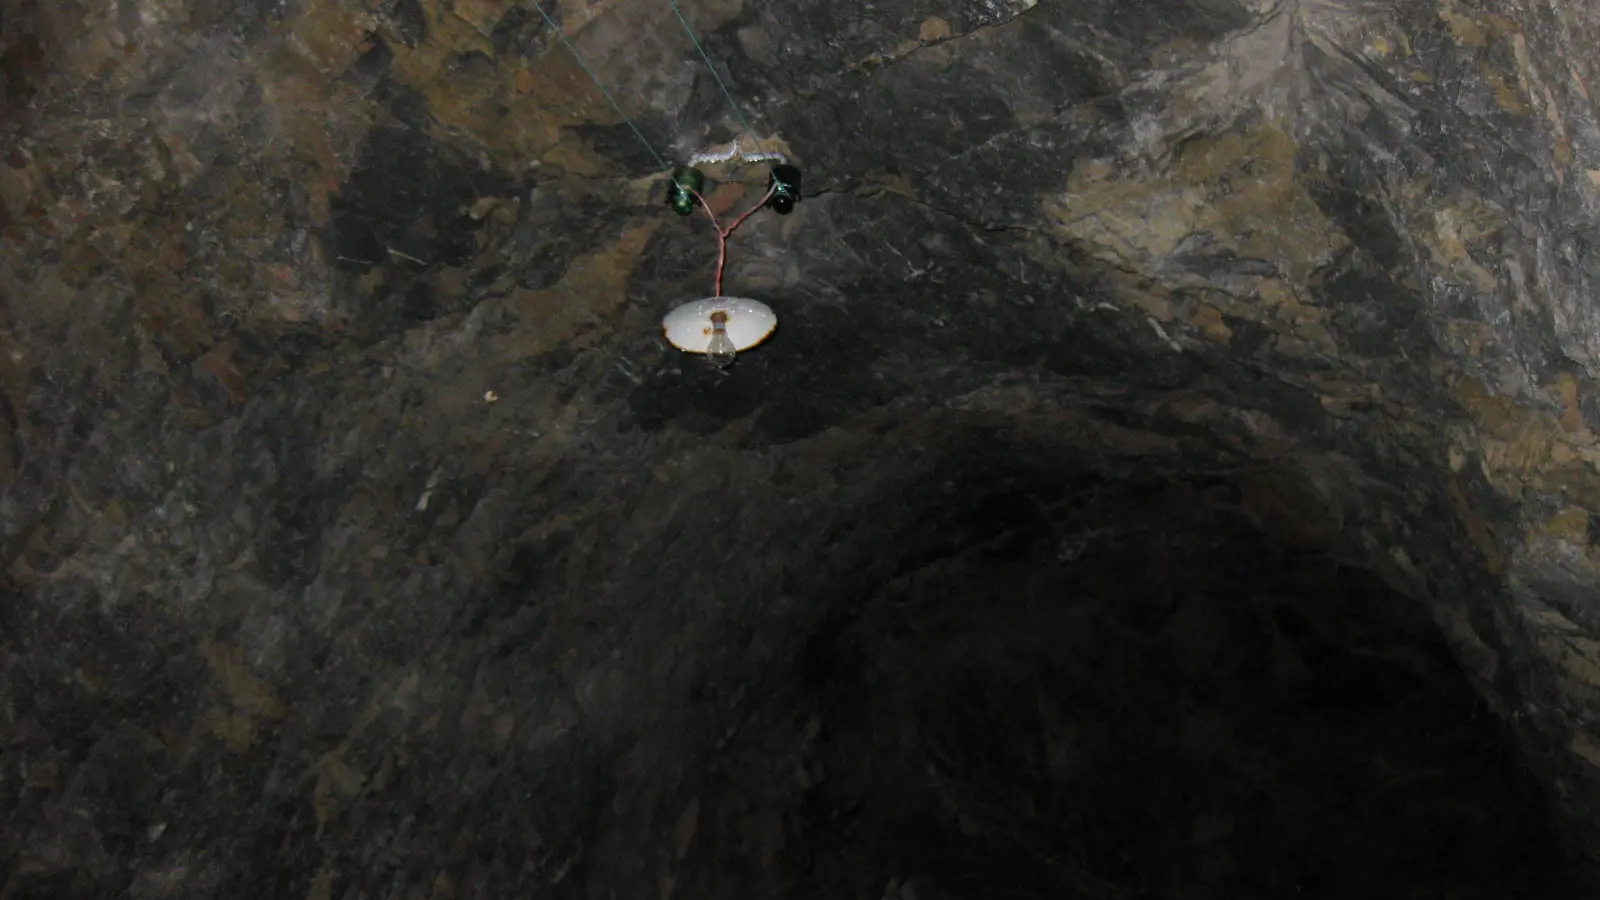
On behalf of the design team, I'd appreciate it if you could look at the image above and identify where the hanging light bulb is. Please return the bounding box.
[707,311,737,367]
[662,297,778,368]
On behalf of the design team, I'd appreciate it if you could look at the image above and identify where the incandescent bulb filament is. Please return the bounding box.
[707,310,737,368]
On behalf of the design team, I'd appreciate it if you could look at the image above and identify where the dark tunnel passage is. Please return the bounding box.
[700,470,1571,900]
[0,421,1577,900]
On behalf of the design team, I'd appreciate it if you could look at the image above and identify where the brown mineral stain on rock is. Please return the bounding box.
[1173,126,1345,281]
[859,171,922,202]
[1049,123,1345,285]
[558,0,659,35]
[539,137,612,178]
[376,0,747,171]
[1505,31,1571,173]
[55,8,130,83]
[454,0,518,36]
[252,68,358,226]
[127,224,212,357]
[1438,7,1488,48]
[194,340,249,405]
[919,16,953,42]
[1551,372,1588,434]
[705,181,748,215]
[1555,134,1575,172]
[382,1,566,162]
[0,152,42,225]
[495,220,660,359]
[1484,423,1561,482]
[1456,377,1516,431]
[1537,460,1600,514]
[1440,318,1496,357]
[1122,284,1175,321]
[1184,302,1228,341]
[1251,278,1337,358]
[1537,505,1591,542]
[285,0,378,77]
[1479,11,1522,36]
[1481,65,1532,116]
[201,638,290,722]
[1453,375,1600,505]
[102,498,128,527]
[855,6,988,73]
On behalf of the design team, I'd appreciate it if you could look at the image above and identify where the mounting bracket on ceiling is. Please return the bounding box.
[687,137,788,168]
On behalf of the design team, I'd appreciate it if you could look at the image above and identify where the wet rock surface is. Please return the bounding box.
[4,0,1600,895]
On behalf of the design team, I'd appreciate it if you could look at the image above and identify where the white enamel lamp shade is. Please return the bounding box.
[661,297,777,355]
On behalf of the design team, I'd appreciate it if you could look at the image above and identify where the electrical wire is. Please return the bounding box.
[659,0,790,297]
[531,1,668,171]
[665,0,760,144]
[689,184,776,296]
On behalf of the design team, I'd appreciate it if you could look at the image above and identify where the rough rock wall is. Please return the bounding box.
[2,0,1600,894]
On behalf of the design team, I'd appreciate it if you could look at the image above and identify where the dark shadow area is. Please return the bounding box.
[774,477,1565,899]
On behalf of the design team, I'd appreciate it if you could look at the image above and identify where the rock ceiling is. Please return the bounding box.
[4,0,1600,895]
